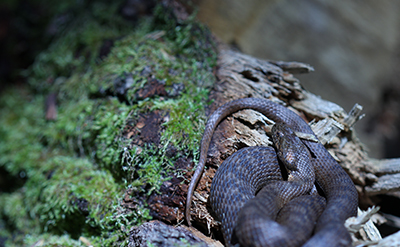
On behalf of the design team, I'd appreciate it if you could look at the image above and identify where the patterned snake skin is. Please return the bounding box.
[211,124,326,246]
[186,98,358,246]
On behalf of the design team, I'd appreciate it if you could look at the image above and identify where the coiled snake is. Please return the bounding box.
[186,98,358,247]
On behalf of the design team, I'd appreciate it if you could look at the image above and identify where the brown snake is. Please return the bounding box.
[185,98,358,246]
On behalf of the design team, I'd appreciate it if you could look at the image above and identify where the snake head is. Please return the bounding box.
[271,123,305,173]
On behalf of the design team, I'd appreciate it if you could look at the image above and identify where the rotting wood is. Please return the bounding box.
[369,158,400,175]
[365,173,400,196]
[268,60,315,74]
[309,118,343,145]
[128,220,222,247]
[363,158,400,196]
[345,207,381,245]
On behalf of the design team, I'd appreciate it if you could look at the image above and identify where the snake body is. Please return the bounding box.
[211,123,326,246]
[186,98,358,246]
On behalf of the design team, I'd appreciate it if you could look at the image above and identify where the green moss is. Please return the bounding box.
[30,157,120,232]
[22,233,88,247]
[26,1,133,95]
[0,0,217,246]
[151,89,209,155]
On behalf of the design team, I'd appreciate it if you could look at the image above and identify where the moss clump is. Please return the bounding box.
[0,0,217,246]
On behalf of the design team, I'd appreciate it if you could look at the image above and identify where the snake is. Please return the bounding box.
[185,98,358,246]
[211,123,326,246]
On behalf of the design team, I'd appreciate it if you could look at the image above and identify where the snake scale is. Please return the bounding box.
[186,98,358,247]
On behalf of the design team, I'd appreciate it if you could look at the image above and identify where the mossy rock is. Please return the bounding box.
[0,1,217,246]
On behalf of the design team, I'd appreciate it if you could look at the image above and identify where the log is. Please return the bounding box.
[186,48,400,245]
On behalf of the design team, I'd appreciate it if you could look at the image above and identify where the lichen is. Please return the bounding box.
[0,0,217,246]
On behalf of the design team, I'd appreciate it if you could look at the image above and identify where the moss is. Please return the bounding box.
[0,0,217,246]
[26,1,133,95]
[22,234,89,247]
